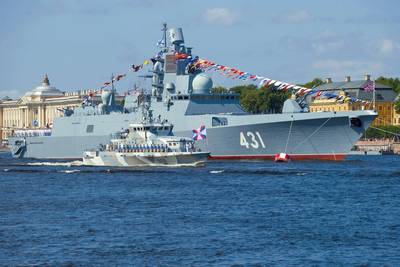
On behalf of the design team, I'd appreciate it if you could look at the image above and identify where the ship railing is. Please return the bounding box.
[13,129,52,137]
[105,143,172,153]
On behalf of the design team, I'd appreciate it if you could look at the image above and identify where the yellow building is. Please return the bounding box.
[392,106,400,125]
[0,75,100,140]
[309,75,398,126]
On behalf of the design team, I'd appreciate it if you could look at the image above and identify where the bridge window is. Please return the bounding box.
[350,118,362,127]
[86,125,94,133]
[212,117,228,126]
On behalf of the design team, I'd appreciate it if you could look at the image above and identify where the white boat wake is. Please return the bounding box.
[26,161,83,167]
[210,170,224,174]
[58,169,81,173]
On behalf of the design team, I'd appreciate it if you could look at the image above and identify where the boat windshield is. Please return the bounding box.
[13,129,52,137]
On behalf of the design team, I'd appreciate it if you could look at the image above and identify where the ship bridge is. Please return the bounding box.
[184,94,246,115]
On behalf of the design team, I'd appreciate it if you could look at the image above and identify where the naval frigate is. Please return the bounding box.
[9,24,377,160]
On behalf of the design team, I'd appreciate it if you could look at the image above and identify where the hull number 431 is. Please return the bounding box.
[240,131,266,149]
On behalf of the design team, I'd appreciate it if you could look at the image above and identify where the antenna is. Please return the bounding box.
[111,73,115,92]
[162,23,167,49]
[373,80,376,111]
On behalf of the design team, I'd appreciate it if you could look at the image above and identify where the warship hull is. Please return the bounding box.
[9,110,376,161]
[82,151,209,166]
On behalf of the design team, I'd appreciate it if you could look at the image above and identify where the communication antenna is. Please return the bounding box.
[162,23,168,49]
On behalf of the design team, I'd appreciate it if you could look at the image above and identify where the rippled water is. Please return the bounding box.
[1,152,400,266]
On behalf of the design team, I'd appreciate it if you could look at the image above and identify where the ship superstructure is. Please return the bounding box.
[9,24,377,160]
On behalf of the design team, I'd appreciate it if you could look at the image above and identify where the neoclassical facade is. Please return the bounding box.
[309,75,398,126]
[0,75,91,140]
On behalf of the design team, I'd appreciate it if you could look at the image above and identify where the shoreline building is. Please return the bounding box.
[309,75,398,126]
[0,75,111,140]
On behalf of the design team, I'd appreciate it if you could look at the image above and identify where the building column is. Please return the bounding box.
[25,108,28,128]
[42,106,46,127]
[0,107,3,140]
[27,108,32,128]
[38,107,41,127]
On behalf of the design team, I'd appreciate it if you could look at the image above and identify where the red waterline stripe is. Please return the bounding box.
[209,154,346,161]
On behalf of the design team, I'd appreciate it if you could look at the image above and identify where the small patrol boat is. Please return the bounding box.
[82,111,209,167]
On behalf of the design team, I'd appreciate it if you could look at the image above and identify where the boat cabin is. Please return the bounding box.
[128,123,173,136]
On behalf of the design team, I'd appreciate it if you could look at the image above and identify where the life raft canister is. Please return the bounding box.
[274,153,290,163]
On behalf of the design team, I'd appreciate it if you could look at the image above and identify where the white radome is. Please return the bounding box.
[192,73,213,94]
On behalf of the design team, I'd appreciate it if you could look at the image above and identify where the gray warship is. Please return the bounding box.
[9,24,377,161]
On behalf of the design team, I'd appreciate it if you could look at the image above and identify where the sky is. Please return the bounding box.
[1,0,399,98]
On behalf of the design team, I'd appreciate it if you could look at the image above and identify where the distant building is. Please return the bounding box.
[309,75,398,126]
[393,95,400,125]
[0,75,106,140]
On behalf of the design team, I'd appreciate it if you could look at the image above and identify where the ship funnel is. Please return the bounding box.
[169,28,184,45]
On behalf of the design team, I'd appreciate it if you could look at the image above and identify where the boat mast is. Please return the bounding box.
[111,73,115,92]
[373,80,376,111]
[162,22,167,49]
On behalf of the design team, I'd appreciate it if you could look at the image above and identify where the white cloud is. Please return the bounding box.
[312,59,383,78]
[276,10,312,24]
[312,39,345,53]
[309,30,358,54]
[379,39,400,55]
[203,8,236,26]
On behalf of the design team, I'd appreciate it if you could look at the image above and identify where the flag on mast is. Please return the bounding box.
[192,125,207,140]
[363,80,375,92]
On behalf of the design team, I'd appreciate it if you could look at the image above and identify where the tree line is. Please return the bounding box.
[211,85,290,114]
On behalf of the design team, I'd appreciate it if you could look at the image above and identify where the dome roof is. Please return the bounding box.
[24,74,64,97]
[192,73,213,94]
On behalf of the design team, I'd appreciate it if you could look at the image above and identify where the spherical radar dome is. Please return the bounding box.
[192,73,213,94]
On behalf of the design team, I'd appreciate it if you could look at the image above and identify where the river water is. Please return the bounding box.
[1,153,399,266]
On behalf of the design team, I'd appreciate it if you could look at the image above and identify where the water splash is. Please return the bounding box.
[210,170,224,174]
[58,169,81,173]
[26,161,83,167]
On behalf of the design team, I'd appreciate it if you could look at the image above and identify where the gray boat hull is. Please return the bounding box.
[9,110,376,161]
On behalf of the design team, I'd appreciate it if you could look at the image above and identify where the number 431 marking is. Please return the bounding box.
[240,131,266,149]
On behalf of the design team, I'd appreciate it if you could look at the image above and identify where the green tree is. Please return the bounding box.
[229,84,290,114]
[363,125,400,140]
[229,84,258,94]
[240,89,259,113]
[265,90,291,113]
[302,78,324,89]
[211,86,229,94]
[376,76,400,93]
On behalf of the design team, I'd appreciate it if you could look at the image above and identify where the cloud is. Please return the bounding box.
[22,0,167,17]
[310,31,360,55]
[274,10,312,24]
[312,59,384,78]
[312,39,345,54]
[378,39,400,55]
[203,8,236,26]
